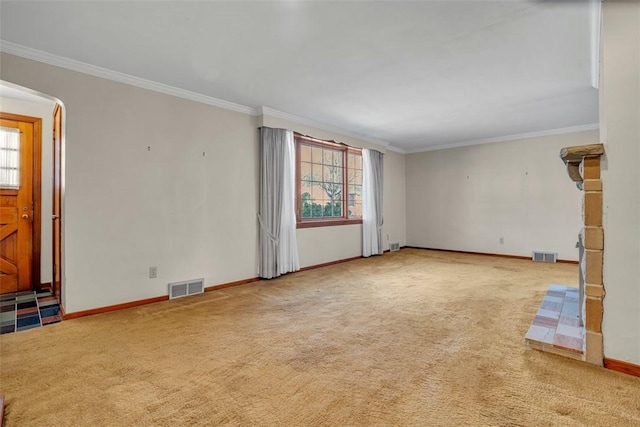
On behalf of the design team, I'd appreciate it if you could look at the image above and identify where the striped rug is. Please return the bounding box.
[0,290,61,334]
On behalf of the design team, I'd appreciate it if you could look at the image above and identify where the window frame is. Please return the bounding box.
[295,134,363,229]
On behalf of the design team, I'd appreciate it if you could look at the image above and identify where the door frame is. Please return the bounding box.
[52,103,62,301]
[0,112,42,291]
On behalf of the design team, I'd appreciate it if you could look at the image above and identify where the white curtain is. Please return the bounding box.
[362,148,384,257]
[258,127,300,278]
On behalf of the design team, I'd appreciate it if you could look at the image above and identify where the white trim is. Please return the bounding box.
[258,106,403,153]
[407,123,600,154]
[0,40,256,116]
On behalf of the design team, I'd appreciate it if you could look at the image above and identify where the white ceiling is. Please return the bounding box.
[0,1,599,152]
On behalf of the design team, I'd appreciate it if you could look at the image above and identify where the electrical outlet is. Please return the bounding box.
[499,237,504,245]
[149,266,158,279]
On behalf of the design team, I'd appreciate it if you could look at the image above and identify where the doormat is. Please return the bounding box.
[0,290,62,334]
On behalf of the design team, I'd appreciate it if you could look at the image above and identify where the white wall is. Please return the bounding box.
[296,225,362,267]
[383,150,406,248]
[600,1,640,365]
[0,53,407,312]
[1,54,260,312]
[405,130,600,261]
[0,96,54,284]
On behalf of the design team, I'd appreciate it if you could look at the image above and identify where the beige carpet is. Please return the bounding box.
[1,249,639,426]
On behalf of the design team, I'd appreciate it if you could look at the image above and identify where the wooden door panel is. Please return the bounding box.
[0,257,17,274]
[0,203,20,292]
[0,236,18,293]
[0,117,34,293]
[0,222,17,241]
[0,275,17,293]
[1,206,18,220]
[0,238,16,260]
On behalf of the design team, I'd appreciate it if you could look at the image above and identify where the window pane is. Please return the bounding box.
[348,183,362,218]
[301,193,313,218]
[348,185,360,205]
[300,162,312,185]
[353,169,362,186]
[311,163,323,183]
[322,201,332,217]
[325,201,342,217]
[311,146,323,164]
[300,144,312,162]
[322,149,333,166]
[312,199,324,217]
[354,153,362,170]
[349,202,362,219]
[324,165,343,184]
[0,127,20,189]
[334,150,343,167]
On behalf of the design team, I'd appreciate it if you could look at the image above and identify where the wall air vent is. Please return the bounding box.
[532,251,558,263]
[389,242,400,252]
[169,278,205,300]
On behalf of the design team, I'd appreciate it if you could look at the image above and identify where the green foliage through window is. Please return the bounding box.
[301,192,343,218]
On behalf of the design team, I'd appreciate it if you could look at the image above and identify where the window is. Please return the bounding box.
[296,134,362,228]
[0,127,20,189]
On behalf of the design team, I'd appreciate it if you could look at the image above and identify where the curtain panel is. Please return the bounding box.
[362,149,384,257]
[258,127,300,278]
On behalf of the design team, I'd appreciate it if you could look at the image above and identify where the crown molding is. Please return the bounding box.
[385,145,406,154]
[1,41,593,156]
[0,41,408,153]
[258,106,405,153]
[407,123,600,154]
[0,40,256,116]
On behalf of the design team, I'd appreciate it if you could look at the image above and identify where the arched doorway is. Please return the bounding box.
[0,80,65,308]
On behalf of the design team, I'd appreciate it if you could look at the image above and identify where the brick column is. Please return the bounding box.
[560,144,605,366]
[581,158,604,365]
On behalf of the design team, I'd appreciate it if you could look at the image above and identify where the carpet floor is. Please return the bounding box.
[0,249,639,426]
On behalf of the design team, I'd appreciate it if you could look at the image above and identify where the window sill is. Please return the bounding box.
[297,219,363,229]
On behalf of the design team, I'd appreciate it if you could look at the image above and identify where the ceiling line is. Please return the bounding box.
[0,40,597,155]
[0,40,256,116]
[258,107,400,153]
[0,40,403,152]
[406,123,600,154]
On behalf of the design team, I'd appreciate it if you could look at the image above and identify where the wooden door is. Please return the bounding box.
[0,117,34,293]
[52,104,62,300]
